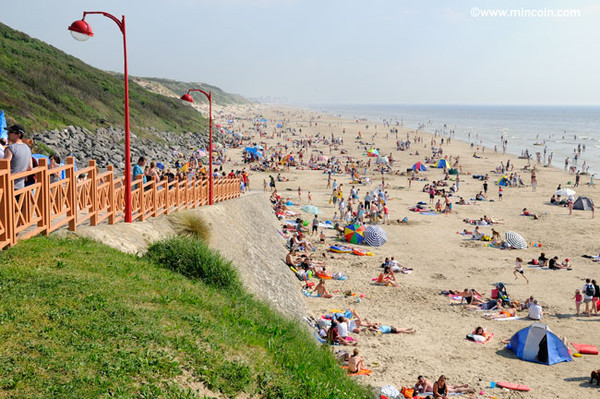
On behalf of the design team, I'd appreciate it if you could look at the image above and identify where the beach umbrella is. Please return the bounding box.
[556,188,576,197]
[233,132,243,139]
[364,225,387,247]
[367,149,379,157]
[344,223,365,244]
[376,156,389,164]
[301,205,322,215]
[318,155,329,162]
[196,149,207,157]
[505,231,527,250]
[156,162,165,170]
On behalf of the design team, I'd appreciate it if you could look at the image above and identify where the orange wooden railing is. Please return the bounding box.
[0,156,241,249]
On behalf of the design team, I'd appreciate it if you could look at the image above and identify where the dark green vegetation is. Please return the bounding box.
[0,236,373,398]
[147,236,239,290]
[0,23,247,133]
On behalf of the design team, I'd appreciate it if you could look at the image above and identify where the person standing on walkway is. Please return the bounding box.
[3,124,32,190]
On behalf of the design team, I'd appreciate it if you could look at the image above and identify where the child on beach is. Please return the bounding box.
[498,186,503,201]
[513,257,529,284]
[573,289,582,316]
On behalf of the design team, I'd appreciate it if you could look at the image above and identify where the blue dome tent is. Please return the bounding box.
[496,176,509,186]
[506,323,571,365]
[435,159,448,168]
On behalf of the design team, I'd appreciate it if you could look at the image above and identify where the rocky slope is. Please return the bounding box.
[32,125,212,171]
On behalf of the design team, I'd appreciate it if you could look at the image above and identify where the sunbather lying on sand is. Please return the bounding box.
[483,304,517,319]
[366,323,415,334]
[414,375,475,396]
[467,298,503,311]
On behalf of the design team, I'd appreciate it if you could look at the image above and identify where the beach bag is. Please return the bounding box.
[381,384,400,399]
[585,284,595,297]
[400,386,414,398]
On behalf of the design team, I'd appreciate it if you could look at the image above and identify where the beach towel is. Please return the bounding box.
[493,316,523,321]
[419,212,439,216]
[341,366,372,376]
[313,331,339,346]
[302,289,320,297]
[449,295,464,304]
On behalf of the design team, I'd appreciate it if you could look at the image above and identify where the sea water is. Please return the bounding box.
[312,104,600,175]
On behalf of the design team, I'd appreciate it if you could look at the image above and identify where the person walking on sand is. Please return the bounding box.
[297,186,302,201]
[573,288,582,317]
[498,186,503,201]
[513,257,529,284]
[311,214,319,236]
[568,193,574,215]
[582,278,595,317]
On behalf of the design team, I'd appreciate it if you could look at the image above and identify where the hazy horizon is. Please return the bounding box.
[2,0,600,106]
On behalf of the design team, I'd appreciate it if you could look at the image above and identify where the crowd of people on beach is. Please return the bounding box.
[242,113,599,395]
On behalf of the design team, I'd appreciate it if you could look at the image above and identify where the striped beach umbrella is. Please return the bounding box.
[364,225,387,247]
[367,149,379,157]
[505,231,527,250]
[344,223,365,244]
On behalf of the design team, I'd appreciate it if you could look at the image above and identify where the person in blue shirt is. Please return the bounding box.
[132,156,147,188]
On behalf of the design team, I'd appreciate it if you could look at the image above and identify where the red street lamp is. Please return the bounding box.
[180,89,214,205]
[68,11,133,223]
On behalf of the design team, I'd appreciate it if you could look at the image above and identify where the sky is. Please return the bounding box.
[2,0,600,105]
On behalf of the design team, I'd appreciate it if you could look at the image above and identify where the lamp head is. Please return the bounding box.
[68,19,93,41]
[180,93,194,103]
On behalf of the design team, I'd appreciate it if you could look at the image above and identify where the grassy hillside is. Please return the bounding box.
[141,77,252,106]
[0,23,247,133]
[0,236,373,398]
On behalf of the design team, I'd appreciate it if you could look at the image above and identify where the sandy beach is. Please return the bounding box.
[220,104,599,398]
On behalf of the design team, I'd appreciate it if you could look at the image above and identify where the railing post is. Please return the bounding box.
[165,179,171,215]
[66,157,77,232]
[0,159,15,247]
[175,178,180,210]
[107,165,116,225]
[89,160,99,226]
[37,157,50,235]
[137,176,144,221]
[152,179,158,217]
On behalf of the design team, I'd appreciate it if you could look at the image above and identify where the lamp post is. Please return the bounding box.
[68,11,133,223]
[180,89,213,205]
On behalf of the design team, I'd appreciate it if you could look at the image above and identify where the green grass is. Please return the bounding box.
[0,237,373,398]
